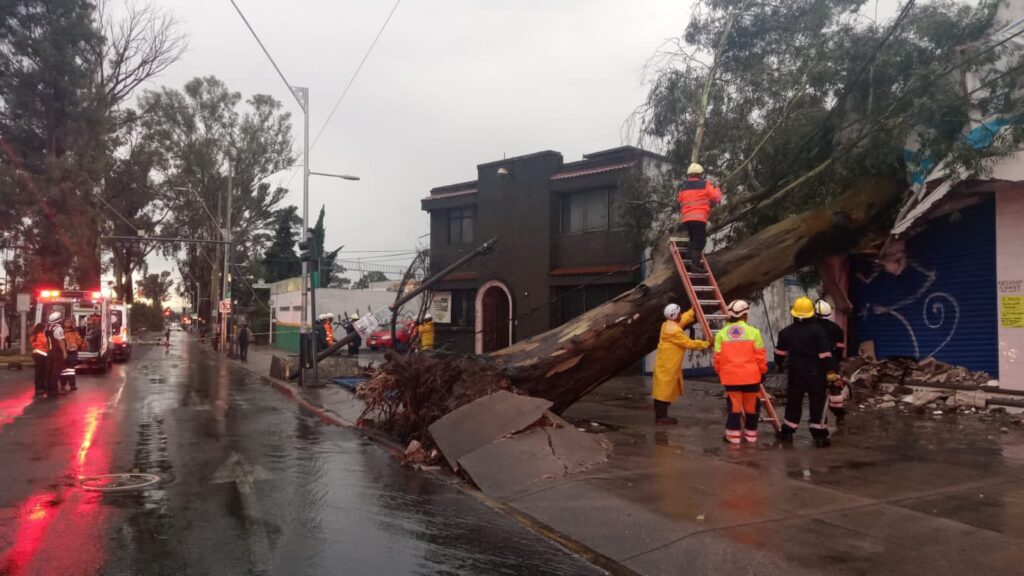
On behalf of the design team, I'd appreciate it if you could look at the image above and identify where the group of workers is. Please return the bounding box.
[652,162,848,448]
[653,296,846,448]
[315,312,435,355]
[30,310,82,398]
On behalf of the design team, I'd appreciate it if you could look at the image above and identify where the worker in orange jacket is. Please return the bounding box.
[713,300,769,444]
[31,323,48,396]
[323,313,336,347]
[677,163,723,268]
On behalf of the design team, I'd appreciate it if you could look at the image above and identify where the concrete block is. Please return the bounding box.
[270,354,298,380]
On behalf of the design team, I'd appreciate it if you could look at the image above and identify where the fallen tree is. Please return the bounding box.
[361,178,902,439]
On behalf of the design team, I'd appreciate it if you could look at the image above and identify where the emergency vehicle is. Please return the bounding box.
[110,300,132,361]
[35,289,113,372]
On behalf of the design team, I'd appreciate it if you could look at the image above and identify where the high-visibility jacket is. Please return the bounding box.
[713,320,768,386]
[677,177,723,223]
[652,309,710,403]
[418,321,435,349]
[65,329,82,352]
[32,332,47,355]
[324,322,335,346]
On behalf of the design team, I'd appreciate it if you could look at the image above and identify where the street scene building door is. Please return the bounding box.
[478,281,511,353]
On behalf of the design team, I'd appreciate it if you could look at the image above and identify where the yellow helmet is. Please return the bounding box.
[686,163,704,175]
[790,296,815,319]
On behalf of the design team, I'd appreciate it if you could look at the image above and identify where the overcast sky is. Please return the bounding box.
[141,0,902,303]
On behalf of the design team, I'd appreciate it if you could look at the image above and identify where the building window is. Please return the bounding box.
[560,189,611,234]
[448,208,474,244]
[450,289,477,328]
[554,283,632,325]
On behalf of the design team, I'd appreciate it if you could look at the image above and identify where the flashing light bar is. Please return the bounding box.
[37,289,106,300]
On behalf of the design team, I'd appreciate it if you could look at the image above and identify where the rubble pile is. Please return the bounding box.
[839,357,1024,423]
[356,351,511,444]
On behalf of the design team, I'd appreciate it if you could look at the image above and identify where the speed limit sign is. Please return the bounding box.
[219,299,232,314]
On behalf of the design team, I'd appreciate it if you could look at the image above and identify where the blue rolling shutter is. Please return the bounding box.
[850,198,997,376]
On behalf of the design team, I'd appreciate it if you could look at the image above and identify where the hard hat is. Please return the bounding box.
[791,297,815,319]
[350,314,359,321]
[48,311,63,323]
[814,299,833,318]
[424,313,433,321]
[727,299,750,319]
[663,303,682,320]
[326,313,335,320]
[686,163,704,175]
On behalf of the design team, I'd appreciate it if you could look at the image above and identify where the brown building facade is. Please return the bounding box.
[422,146,669,354]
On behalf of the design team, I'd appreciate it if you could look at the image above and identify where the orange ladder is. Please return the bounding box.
[667,237,781,432]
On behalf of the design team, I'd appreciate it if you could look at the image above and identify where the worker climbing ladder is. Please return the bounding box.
[667,236,782,431]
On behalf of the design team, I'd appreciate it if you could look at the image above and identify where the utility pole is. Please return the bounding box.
[211,185,222,343]
[294,86,312,383]
[221,172,233,354]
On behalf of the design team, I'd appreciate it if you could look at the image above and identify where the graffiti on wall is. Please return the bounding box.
[855,260,960,359]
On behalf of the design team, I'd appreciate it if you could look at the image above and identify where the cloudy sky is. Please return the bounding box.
[141,0,902,302]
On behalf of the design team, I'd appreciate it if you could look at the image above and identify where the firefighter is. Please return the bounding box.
[346,314,362,356]
[324,313,336,347]
[44,311,67,398]
[30,323,47,397]
[713,300,769,444]
[677,163,723,268]
[416,314,435,350]
[652,303,710,425]
[61,317,82,392]
[813,299,849,425]
[774,297,836,447]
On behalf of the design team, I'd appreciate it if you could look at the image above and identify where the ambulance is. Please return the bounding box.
[109,300,132,361]
[35,289,113,372]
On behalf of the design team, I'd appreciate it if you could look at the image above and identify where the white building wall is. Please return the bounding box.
[269,287,423,326]
[997,188,1024,391]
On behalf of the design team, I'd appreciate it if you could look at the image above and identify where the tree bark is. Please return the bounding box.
[488,179,903,412]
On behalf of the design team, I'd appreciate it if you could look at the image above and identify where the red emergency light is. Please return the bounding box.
[39,289,60,299]
[91,291,102,299]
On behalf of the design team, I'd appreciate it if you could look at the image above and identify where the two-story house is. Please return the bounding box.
[421,146,669,354]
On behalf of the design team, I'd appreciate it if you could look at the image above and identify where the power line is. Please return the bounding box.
[311,0,403,149]
[227,0,304,110]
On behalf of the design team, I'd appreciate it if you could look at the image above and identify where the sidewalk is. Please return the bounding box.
[226,343,1024,575]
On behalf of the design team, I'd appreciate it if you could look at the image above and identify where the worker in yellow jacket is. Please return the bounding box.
[416,314,435,350]
[653,303,710,425]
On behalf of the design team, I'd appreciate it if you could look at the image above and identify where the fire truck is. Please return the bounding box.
[35,289,113,372]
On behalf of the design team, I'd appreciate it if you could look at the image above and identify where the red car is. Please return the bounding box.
[366,320,415,350]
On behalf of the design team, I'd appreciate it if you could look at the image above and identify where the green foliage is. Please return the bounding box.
[629,0,1022,243]
[140,270,173,310]
[354,271,389,290]
[312,205,344,288]
[262,206,301,283]
[130,301,166,334]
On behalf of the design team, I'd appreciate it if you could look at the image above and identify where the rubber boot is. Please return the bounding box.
[775,425,796,443]
[811,428,831,448]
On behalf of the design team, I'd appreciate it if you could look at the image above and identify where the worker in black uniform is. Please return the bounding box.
[812,299,848,425]
[774,297,836,448]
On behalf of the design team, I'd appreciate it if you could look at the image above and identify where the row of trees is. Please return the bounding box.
[0,0,348,326]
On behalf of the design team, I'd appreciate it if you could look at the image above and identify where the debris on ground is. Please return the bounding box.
[356,352,511,446]
[839,356,1024,424]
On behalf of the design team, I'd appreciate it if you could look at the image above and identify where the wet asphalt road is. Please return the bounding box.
[0,334,603,576]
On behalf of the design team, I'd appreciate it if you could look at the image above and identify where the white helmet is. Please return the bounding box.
[663,303,681,320]
[727,299,750,319]
[687,163,704,176]
[814,299,834,318]
[48,311,63,323]
[350,314,359,321]
[424,313,433,321]
[326,313,335,320]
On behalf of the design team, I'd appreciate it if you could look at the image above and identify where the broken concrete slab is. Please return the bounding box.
[428,390,552,471]
[456,421,607,499]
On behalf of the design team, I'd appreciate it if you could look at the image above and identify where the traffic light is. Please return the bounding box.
[298,229,316,263]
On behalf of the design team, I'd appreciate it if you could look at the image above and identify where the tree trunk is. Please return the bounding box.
[489,179,902,412]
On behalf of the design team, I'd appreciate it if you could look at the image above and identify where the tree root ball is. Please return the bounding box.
[357,351,510,444]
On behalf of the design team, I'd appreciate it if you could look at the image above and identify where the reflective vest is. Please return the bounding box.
[713,320,768,386]
[65,329,82,352]
[324,322,335,346]
[418,321,435,349]
[32,332,48,355]
[677,178,723,223]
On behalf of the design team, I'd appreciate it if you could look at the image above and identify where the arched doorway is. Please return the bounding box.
[476,281,512,354]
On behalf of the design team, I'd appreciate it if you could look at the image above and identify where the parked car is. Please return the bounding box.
[366,320,415,350]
